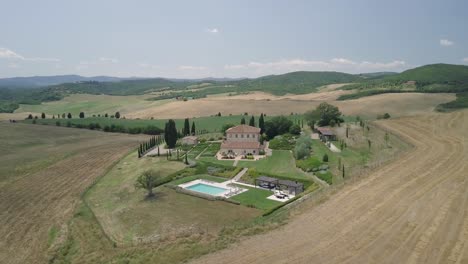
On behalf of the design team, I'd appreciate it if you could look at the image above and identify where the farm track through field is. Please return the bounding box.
[0,128,145,264]
[192,110,468,264]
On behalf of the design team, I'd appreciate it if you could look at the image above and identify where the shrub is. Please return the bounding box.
[296,157,322,172]
[55,121,61,126]
[322,154,329,162]
[294,143,310,160]
[269,135,295,150]
[289,124,301,135]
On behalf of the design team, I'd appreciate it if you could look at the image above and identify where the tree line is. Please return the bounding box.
[138,136,164,158]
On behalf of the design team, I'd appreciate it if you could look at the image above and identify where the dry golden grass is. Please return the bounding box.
[126,93,455,119]
[191,110,468,264]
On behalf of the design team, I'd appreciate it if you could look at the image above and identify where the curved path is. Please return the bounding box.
[192,111,468,264]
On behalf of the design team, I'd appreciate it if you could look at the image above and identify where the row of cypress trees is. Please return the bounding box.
[138,136,163,158]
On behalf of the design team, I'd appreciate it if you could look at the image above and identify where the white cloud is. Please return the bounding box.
[0,48,24,59]
[205,28,219,34]
[7,63,20,68]
[330,58,356,65]
[98,57,119,63]
[0,47,59,62]
[224,58,407,77]
[440,39,454,46]
[178,65,207,70]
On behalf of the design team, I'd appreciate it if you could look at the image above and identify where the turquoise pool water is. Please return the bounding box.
[186,183,227,196]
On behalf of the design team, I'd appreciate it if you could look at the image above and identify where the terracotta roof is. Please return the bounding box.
[317,127,335,136]
[226,125,261,133]
[221,141,262,149]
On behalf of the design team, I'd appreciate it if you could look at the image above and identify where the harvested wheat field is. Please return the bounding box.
[127,92,454,119]
[192,110,468,264]
[0,123,146,264]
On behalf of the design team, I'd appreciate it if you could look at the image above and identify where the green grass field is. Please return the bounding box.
[22,114,304,134]
[229,185,282,211]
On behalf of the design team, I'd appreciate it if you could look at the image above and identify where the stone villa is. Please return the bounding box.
[220,125,264,155]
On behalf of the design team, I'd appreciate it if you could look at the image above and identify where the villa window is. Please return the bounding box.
[236,134,238,138]
[247,134,250,138]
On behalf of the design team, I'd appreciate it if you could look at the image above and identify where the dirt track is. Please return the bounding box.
[192,110,468,264]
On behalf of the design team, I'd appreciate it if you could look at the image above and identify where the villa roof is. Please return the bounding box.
[220,141,262,149]
[226,125,261,133]
[317,127,335,136]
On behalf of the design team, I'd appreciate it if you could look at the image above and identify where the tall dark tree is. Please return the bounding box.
[67,113,72,119]
[79,112,85,118]
[41,113,46,119]
[191,121,196,135]
[240,117,246,125]
[259,113,265,134]
[115,112,121,119]
[249,116,255,127]
[27,114,33,119]
[183,118,190,136]
[164,119,178,148]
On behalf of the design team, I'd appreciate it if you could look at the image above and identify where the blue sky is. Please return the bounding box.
[0,0,467,78]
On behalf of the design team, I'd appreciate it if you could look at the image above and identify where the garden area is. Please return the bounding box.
[86,152,262,246]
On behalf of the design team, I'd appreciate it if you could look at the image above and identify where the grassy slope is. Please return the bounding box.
[16,93,170,116]
[237,150,310,180]
[338,64,468,110]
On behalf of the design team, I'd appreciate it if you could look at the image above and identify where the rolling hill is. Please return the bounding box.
[338,64,468,111]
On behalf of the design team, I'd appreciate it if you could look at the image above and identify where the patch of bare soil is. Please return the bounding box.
[191,110,468,264]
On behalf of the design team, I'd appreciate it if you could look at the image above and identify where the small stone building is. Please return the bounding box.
[220,125,263,155]
[316,127,337,141]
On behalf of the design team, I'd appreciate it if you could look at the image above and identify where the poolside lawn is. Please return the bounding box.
[230,185,282,211]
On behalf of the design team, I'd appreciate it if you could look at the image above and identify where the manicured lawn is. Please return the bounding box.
[237,150,310,180]
[229,185,282,211]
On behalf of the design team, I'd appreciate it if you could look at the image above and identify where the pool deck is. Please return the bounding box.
[179,179,248,198]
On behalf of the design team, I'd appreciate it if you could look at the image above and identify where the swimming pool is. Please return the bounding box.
[186,183,228,196]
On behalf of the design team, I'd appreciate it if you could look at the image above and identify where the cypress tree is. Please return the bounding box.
[259,113,265,134]
[342,165,345,178]
[240,117,246,125]
[157,146,160,156]
[191,121,196,135]
[164,119,178,148]
[184,118,190,136]
[185,153,188,165]
[249,116,255,127]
